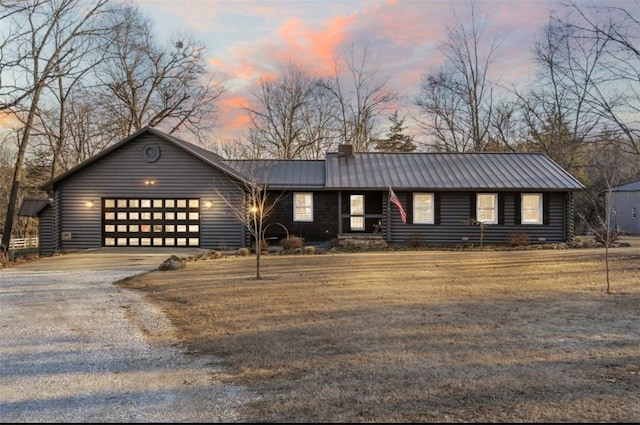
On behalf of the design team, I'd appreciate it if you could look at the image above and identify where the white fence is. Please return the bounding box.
[8,237,39,249]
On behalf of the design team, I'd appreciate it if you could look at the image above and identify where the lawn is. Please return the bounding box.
[117,241,640,422]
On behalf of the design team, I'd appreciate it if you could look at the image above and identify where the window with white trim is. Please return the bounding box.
[413,193,434,224]
[350,194,365,231]
[521,193,543,224]
[293,192,313,221]
[477,193,497,224]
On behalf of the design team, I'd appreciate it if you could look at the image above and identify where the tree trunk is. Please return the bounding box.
[256,248,261,280]
[1,94,40,251]
[1,130,30,251]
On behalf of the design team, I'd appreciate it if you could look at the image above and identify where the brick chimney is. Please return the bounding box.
[338,144,354,158]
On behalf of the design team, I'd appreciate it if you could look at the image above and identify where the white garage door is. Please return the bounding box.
[103,198,200,247]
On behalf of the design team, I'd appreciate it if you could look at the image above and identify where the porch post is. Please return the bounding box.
[385,190,391,241]
[337,191,342,235]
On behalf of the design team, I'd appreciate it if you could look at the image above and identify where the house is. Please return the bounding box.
[609,181,640,235]
[21,126,585,256]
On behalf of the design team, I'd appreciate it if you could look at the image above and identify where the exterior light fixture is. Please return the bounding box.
[204,201,213,208]
[250,206,259,214]
[144,180,156,185]
[85,200,95,208]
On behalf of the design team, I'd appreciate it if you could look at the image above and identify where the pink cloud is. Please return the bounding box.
[143,0,563,143]
[215,93,252,136]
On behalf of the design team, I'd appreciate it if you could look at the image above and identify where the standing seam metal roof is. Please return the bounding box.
[324,152,584,190]
[37,126,584,192]
[224,160,326,188]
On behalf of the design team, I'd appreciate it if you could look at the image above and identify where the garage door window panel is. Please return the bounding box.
[102,197,201,247]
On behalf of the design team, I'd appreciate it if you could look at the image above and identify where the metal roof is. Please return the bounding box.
[225,160,325,189]
[325,152,585,191]
[18,198,52,217]
[612,181,640,192]
[36,127,585,193]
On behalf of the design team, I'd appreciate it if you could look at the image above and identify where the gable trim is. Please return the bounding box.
[40,126,250,191]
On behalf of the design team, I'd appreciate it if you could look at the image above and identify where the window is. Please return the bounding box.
[293,192,313,221]
[413,193,434,224]
[350,195,365,231]
[477,193,497,224]
[521,193,543,224]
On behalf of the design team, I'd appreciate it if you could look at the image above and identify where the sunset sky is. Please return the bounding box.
[130,0,617,143]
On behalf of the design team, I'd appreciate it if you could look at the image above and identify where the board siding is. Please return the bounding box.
[38,205,56,256]
[55,134,245,250]
[261,189,574,246]
[386,191,572,245]
[265,191,340,243]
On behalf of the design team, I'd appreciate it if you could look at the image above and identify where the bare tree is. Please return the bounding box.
[299,80,340,159]
[576,142,627,294]
[36,46,107,180]
[0,0,114,252]
[486,100,522,151]
[212,165,283,280]
[216,131,269,160]
[322,41,398,152]
[414,0,502,152]
[245,62,330,159]
[564,1,640,155]
[516,12,606,173]
[94,4,225,143]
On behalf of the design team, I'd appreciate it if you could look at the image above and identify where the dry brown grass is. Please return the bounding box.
[117,240,640,422]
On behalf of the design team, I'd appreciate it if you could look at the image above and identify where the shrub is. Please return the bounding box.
[595,229,619,246]
[281,235,304,250]
[509,233,530,247]
[303,246,316,255]
[238,247,250,256]
[406,235,424,248]
[251,239,268,253]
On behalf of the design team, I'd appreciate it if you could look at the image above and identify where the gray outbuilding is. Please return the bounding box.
[609,181,640,235]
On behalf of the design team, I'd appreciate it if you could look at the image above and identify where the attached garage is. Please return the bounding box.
[34,127,250,253]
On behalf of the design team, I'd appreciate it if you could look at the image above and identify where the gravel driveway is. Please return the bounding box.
[0,249,252,422]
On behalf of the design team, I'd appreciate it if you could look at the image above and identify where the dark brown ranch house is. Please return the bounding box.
[21,126,585,256]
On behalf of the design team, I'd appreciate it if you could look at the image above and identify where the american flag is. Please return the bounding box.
[388,187,407,223]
